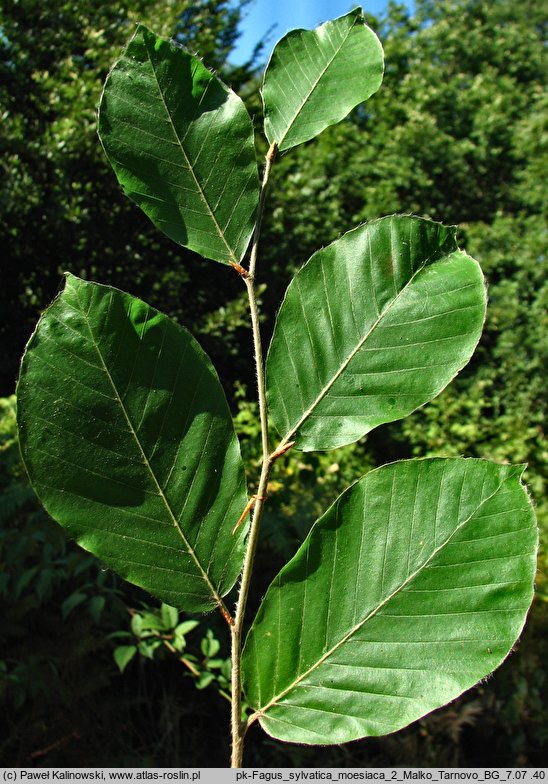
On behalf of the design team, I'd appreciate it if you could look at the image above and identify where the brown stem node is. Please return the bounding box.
[230,261,249,278]
[220,604,235,627]
[270,440,296,461]
[232,496,256,534]
[232,494,268,535]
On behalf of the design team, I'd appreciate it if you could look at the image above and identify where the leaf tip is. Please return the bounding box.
[515,462,528,478]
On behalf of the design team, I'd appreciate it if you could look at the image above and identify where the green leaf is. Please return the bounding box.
[98,25,259,265]
[61,591,87,619]
[114,645,137,673]
[14,566,39,598]
[138,639,162,659]
[266,216,487,451]
[35,568,55,602]
[206,658,225,670]
[242,458,537,744]
[201,629,221,658]
[17,274,248,613]
[262,9,384,151]
[87,595,106,624]
[173,618,199,652]
[140,611,166,631]
[161,603,179,629]
[131,614,144,638]
[196,671,216,690]
[221,659,232,682]
[172,633,187,653]
[175,620,199,636]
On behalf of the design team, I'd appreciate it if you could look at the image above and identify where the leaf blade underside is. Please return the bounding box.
[266,215,487,451]
[98,24,259,265]
[242,458,537,744]
[17,274,248,612]
[262,9,384,151]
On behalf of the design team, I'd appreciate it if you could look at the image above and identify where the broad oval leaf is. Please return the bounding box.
[266,216,487,451]
[242,458,537,744]
[98,24,259,265]
[262,9,384,151]
[16,274,248,613]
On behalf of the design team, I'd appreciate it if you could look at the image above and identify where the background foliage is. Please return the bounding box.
[1,0,546,766]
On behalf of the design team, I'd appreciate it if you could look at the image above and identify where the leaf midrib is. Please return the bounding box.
[143,35,237,264]
[253,470,513,718]
[271,16,357,148]
[73,284,226,612]
[278,253,438,445]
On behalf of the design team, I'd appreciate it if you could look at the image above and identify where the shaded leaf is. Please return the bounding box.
[88,595,106,623]
[266,216,486,451]
[201,629,221,658]
[114,645,137,673]
[161,603,179,629]
[17,274,248,613]
[262,9,383,151]
[98,25,258,265]
[61,591,87,619]
[14,567,39,598]
[242,458,537,744]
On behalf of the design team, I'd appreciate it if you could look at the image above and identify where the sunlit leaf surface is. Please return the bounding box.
[99,25,258,264]
[17,275,248,612]
[267,216,486,451]
[262,9,384,151]
[242,458,537,744]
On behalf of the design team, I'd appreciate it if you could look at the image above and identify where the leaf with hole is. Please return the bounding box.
[242,458,537,744]
[266,215,487,451]
[262,9,384,151]
[17,274,248,613]
[98,24,259,265]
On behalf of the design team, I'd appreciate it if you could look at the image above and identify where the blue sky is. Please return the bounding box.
[231,0,392,64]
